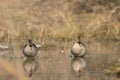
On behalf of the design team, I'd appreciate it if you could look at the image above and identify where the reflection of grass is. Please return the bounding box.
[0,0,120,44]
[104,56,120,76]
[0,58,29,80]
[104,66,120,76]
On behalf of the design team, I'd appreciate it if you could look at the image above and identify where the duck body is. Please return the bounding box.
[23,39,39,57]
[0,44,8,50]
[71,36,86,57]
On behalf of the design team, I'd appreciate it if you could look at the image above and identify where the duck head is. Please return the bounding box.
[77,36,81,44]
[28,39,33,47]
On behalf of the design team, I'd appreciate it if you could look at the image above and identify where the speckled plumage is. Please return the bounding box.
[71,36,86,57]
[23,39,39,57]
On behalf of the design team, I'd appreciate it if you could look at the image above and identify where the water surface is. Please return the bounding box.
[0,40,120,80]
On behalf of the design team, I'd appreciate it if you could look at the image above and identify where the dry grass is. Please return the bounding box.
[0,0,119,44]
[0,1,120,79]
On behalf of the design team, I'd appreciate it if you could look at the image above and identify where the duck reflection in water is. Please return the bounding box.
[71,57,86,77]
[0,50,8,55]
[23,59,39,77]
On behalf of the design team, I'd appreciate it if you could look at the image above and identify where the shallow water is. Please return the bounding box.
[0,40,120,80]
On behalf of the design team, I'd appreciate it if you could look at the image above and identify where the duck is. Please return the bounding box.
[71,36,86,57]
[23,39,39,58]
[0,43,8,50]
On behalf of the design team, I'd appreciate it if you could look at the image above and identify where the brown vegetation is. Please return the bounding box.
[0,0,119,44]
[0,1,120,79]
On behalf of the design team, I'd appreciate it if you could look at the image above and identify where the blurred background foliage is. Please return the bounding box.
[0,0,119,44]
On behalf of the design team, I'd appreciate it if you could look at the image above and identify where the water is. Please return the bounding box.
[0,40,120,80]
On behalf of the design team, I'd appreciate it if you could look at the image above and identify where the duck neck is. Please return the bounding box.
[77,37,81,44]
[77,41,82,44]
[29,42,33,47]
